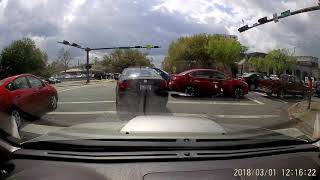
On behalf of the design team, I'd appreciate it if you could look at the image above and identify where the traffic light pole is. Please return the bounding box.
[85,48,90,84]
[238,5,320,33]
[58,41,160,84]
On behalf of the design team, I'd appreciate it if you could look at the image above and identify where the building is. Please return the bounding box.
[237,52,267,75]
[294,56,319,81]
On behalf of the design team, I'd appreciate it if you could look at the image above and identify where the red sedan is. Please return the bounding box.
[169,69,248,98]
[0,74,58,128]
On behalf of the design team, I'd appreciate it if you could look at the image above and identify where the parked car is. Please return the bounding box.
[93,72,106,80]
[270,74,279,80]
[169,69,248,98]
[46,77,61,84]
[260,74,307,99]
[116,67,169,113]
[0,74,58,129]
[240,72,269,91]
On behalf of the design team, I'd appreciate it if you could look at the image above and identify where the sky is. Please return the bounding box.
[1,0,320,68]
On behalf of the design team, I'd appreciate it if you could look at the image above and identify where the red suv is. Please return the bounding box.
[0,74,58,128]
[169,69,248,98]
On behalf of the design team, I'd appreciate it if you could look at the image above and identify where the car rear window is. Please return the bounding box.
[122,68,160,78]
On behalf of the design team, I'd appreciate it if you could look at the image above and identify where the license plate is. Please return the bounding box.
[140,85,152,90]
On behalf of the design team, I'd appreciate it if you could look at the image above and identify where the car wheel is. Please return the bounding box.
[184,86,197,97]
[234,87,244,98]
[11,109,21,129]
[277,89,285,99]
[266,91,272,96]
[48,95,58,110]
[249,84,256,91]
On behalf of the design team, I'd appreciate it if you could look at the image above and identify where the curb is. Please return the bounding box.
[287,101,316,138]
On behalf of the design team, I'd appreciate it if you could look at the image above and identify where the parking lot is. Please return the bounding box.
[19,80,311,140]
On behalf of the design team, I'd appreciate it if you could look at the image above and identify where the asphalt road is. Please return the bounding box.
[20,80,307,139]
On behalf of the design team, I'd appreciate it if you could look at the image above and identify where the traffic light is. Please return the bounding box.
[281,10,291,17]
[238,25,249,32]
[258,17,268,24]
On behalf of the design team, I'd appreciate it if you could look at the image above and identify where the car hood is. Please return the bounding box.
[26,115,309,143]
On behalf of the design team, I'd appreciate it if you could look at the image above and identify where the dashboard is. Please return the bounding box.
[2,144,320,180]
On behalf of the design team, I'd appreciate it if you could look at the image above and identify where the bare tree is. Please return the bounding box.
[58,48,72,72]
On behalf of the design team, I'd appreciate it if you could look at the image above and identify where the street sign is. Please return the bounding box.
[281,10,291,17]
[273,13,279,23]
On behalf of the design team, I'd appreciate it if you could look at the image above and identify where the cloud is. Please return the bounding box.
[1,0,320,68]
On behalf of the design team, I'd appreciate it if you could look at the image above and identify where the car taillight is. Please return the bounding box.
[119,80,132,90]
[160,80,168,89]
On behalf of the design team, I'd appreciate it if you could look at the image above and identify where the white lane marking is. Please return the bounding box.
[58,83,113,93]
[56,100,260,105]
[247,98,265,105]
[254,92,288,104]
[59,101,115,104]
[48,111,279,119]
[212,115,279,118]
[58,86,86,93]
[313,112,320,138]
[168,101,259,106]
[277,98,288,104]
[254,92,268,96]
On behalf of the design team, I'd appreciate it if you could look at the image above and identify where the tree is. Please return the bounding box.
[0,38,48,76]
[207,36,247,68]
[249,49,296,75]
[101,49,153,72]
[58,48,72,72]
[165,34,247,73]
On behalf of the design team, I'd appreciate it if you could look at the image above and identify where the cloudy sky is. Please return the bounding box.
[1,0,320,67]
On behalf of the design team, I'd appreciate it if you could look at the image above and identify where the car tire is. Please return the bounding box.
[48,95,58,110]
[184,86,197,97]
[11,109,22,129]
[266,91,272,96]
[249,84,256,91]
[233,87,244,98]
[277,89,285,99]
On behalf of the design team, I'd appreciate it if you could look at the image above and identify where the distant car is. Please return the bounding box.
[240,72,268,91]
[260,74,307,99]
[113,73,120,80]
[93,72,106,80]
[0,74,58,129]
[270,74,279,80]
[169,69,248,98]
[116,68,169,113]
[46,77,61,84]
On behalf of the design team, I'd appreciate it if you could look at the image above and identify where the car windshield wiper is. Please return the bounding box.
[20,137,310,152]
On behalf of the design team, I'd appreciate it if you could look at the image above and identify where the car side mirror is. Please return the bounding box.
[6,83,14,91]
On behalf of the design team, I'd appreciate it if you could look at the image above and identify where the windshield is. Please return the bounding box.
[0,0,320,148]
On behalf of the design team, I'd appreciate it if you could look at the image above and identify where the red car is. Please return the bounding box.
[0,74,58,128]
[169,69,248,98]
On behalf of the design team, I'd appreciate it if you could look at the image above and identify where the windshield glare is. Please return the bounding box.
[0,0,320,147]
